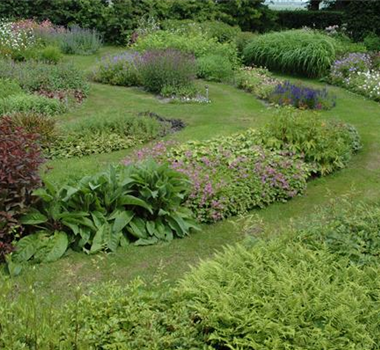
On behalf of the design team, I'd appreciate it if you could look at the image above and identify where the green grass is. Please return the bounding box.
[3,48,380,304]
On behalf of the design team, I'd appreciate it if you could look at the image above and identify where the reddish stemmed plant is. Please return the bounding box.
[0,117,44,261]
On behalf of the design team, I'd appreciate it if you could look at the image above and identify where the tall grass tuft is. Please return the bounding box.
[243,29,338,77]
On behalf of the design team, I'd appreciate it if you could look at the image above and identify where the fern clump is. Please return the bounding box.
[178,239,380,349]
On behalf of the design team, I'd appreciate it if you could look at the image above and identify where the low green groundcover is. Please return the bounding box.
[1,202,380,349]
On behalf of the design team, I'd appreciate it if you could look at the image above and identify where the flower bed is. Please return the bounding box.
[124,135,309,223]
[329,52,380,102]
[268,81,336,110]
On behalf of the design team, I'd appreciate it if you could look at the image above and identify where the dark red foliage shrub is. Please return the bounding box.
[0,117,44,261]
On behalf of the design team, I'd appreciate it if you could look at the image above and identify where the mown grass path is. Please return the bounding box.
[6,48,380,300]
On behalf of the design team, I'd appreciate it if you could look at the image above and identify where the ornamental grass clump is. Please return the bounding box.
[243,29,338,77]
[268,81,336,110]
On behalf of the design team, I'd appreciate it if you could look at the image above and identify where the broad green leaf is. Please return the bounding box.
[6,259,23,277]
[77,227,91,249]
[33,188,54,202]
[167,215,187,237]
[120,235,130,248]
[63,222,79,235]
[146,221,156,237]
[107,231,122,252]
[61,186,79,202]
[119,195,153,214]
[128,218,148,239]
[91,211,107,229]
[90,224,107,254]
[112,210,134,234]
[42,231,69,263]
[20,210,48,225]
[13,234,41,262]
[135,237,159,246]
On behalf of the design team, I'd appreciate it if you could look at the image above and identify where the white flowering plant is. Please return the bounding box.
[329,52,380,102]
[0,20,37,59]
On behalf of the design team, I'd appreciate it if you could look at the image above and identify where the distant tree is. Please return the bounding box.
[308,0,322,10]
[345,0,380,40]
[167,0,217,21]
[215,0,274,31]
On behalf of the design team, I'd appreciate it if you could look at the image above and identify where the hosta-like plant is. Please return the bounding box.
[11,161,198,267]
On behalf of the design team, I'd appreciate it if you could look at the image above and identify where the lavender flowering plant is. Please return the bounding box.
[269,81,336,110]
[93,51,142,86]
[138,48,197,96]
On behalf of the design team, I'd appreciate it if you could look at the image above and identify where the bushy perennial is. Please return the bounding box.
[124,133,309,223]
[269,81,336,110]
[329,52,380,101]
[0,20,36,57]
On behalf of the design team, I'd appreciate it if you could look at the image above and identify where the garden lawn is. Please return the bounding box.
[3,49,380,304]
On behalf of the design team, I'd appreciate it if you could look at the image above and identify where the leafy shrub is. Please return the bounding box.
[0,59,89,97]
[9,113,58,147]
[269,81,336,110]
[340,70,380,102]
[0,79,23,99]
[133,30,239,67]
[329,53,372,83]
[234,66,279,99]
[294,201,380,266]
[234,31,256,56]
[0,94,66,116]
[257,107,361,175]
[197,54,234,82]
[0,117,44,262]
[162,19,241,43]
[275,10,344,30]
[177,240,380,349]
[4,204,380,348]
[243,29,338,77]
[125,136,309,223]
[364,33,380,51]
[344,0,380,41]
[37,45,62,63]
[93,52,141,87]
[138,49,197,95]
[14,161,198,265]
[54,25,102,55]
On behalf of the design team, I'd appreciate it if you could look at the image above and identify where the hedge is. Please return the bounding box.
[275,10,344,30]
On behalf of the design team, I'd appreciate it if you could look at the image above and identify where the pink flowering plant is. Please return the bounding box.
[124,131,309,223]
